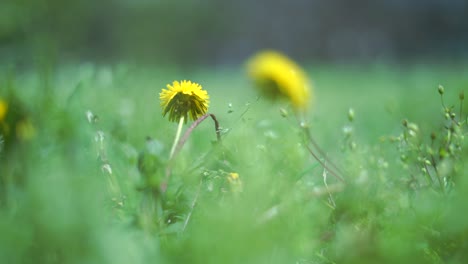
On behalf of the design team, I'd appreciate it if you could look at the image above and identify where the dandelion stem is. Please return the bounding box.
[173,113,221,158]
[169,116,185,159]
[164,113,222,189]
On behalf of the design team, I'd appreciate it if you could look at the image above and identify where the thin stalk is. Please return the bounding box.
[460,96,464,122]
[305,144,345,183]
[323,166,336,209]
[169,116,185,159]
[182,179,202,232]
[430,154,444,193]
[440,94,446,109]
[164,113,222,186]
[294,112,347,182]
[173,113,221,158]
[423,162,440,191]
[302,126,346,182]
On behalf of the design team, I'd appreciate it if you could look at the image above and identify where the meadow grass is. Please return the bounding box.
[0,63,467,263]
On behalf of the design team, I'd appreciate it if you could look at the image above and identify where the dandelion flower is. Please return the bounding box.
[160,80,209,123]
[246,50,312,112]
[160,80,210,159]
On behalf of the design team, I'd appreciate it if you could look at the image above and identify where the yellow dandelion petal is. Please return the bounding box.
[246,50,312,112]
[159,80,210,123]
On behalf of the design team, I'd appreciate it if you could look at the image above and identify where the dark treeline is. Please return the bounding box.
[1,0,467,65]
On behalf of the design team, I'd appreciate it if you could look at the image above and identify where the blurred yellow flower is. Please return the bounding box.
[160,80,209,123]
[0,97,35,146]
[227,172,242,193]
[16,118,35,141]
[227,172,239,182]
[247,50,312,112]
[0,99,7,122]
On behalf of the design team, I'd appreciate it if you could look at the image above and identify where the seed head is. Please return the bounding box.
[348,108,355,122]
[438,85,444,95]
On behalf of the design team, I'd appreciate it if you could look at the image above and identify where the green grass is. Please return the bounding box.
[1,63,467,264]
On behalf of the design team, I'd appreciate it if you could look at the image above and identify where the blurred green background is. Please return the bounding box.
[1,1,468,264]
[1,0,468,66]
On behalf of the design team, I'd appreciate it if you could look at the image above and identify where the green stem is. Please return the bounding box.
[302,125,346,182]
[460,97,464,122]
[169,116,185,159]
[164,113,222,187]
[173,113,221,158]
[182,179,203,232]
[440,94,446,109]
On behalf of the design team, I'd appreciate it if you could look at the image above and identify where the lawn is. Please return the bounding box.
[0,62,467,264]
